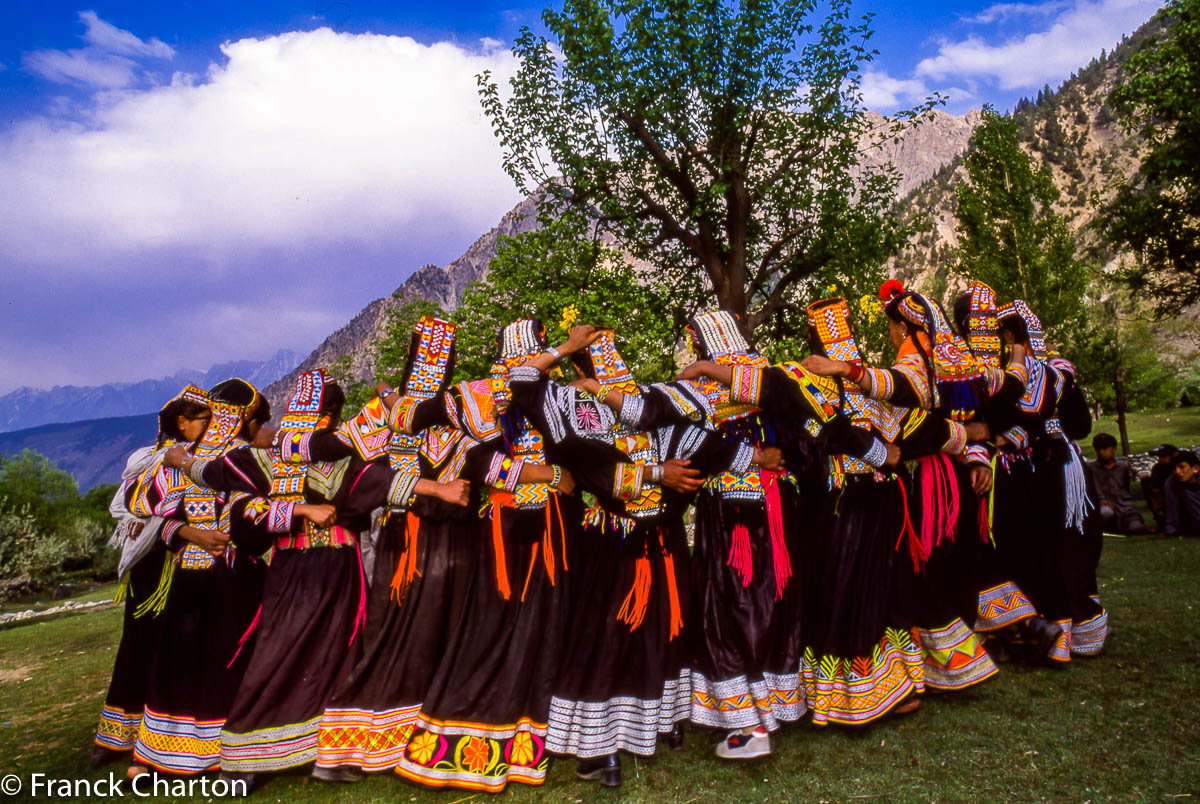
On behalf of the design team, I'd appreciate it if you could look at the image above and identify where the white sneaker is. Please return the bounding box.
[715,728,771,759]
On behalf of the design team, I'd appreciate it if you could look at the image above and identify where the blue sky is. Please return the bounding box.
[0,0,1163,394]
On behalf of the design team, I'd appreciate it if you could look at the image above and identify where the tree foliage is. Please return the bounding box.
[1099,0,1200,314]
[452,214,680,382]
[952,106,1088,346]
[478,0,936,337]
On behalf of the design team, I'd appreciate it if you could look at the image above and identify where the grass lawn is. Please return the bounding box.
[1,536,1198,802]
[1082,406,1200,460]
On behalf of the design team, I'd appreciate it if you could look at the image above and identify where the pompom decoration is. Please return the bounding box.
[878,279,906,302]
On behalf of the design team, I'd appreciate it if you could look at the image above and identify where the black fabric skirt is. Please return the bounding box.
[689,485,805,733]
[219,545,365,773]
[394,499,573,792]
[801,477,923,725]
[132,554,264,773]
[974,457,1039,631]
[317,513,477,772]
[901,456,997,690]
[95,545,168,752]
[545,513,691,758]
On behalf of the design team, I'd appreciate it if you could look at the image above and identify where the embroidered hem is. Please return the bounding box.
[546,672,690,758]
[316,704,421,771]
[801,627,925,726]
[975,581,1037,632]
[689,670,805,732]
[219,715,321,773]
[96,705,141,751]
[394,717,549,792]
[132,708,223,774]
[1070,609,1108,657]
[918,619,998,690]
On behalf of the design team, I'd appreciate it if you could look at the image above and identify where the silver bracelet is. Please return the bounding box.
[646,464,664,484]
[545,346,562,360]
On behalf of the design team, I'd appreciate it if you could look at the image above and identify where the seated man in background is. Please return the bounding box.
[1088,433,1149,534]
[1165,451,1200,539]
[1141,444,1178,531]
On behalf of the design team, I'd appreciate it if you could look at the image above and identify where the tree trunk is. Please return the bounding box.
[1114,369,1131,455]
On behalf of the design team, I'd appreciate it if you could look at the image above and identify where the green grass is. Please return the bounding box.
[1,537,1198,802]
[1083,405,1200,460]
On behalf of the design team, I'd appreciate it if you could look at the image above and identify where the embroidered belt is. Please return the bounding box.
[275,523,357,550]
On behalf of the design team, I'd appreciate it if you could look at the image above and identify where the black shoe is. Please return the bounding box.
[218,771,258,794]
[1024,617,1064,663]
[312,764,364,783]
[666,723,685,750]
[90,745,124,766]
[577,753,621,787]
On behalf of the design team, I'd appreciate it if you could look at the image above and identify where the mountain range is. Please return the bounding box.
[0,349,300,434]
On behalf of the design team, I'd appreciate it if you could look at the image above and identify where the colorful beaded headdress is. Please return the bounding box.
[807,297,863,365]
[156,384,209,448]
[273,369,335,501]
[490,319,548,414]
[966,283,1001,367]
[998,299,1048,360]
[685,311,768,369]
[582,330,639,395]
[881,280,983,417]
[405,316,458,400]
[185,379,260,529]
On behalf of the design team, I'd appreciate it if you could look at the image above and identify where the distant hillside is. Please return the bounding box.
[889,13,1168,293]
[0,414,157,491]
[0,349,299,434]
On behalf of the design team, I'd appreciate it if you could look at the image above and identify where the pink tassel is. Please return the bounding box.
[761,470,792,600]
[915,454,961,569]
[728,523,753,587]
[226,604,262,669]
[977,496,993,545]
[348,540,368,648]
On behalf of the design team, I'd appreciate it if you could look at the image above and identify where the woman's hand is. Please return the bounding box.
[883,442,901,468]
[675,361,711,382]
[800,355,847,377]
[562,325,602,354]
[965,421,990,442]
[180,525,231,556]
[554,467,576,496]
[163,445,188,469]
[969,464,993,496]
[661,459,704,493]
[296,503,337,528]
[435,479,471,507]
[569,378,603,396]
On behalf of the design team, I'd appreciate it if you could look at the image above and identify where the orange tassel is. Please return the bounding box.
[492,503,511,600]
[554,492,568,572]
[542,500,556,588]
[663,547,683,641]
[390,511,422,606]
[521,543,540,603]
[617,555,652,631]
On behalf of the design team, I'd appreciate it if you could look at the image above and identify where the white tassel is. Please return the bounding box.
[1063,441,1091,532]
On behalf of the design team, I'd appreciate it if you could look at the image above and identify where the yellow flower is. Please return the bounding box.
[559,304,579,331]
[407,730,439,765]
[462,736,492,774]
[509,731,536,766]
[826,284,838,295]
[859,294,883,324]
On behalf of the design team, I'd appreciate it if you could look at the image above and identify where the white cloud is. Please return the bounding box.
[917,0,1162,90]
[2,28,520,267]
[962,0,1073,25]
[79,10,174,59]
[860,70,932,110]
[22,10,174,89]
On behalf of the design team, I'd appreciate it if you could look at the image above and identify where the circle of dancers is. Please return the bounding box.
[91,279,1109,792]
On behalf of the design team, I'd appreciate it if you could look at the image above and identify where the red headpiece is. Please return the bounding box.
[878,279,906,302]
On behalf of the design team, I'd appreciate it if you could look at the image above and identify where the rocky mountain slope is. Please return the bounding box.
[0,413,157,491]
[0,349,299,434]
[267,110,982,409]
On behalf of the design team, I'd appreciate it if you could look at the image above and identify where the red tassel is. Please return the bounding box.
[728,523,753,587]
[492,503,511,600]
[226,604,261,669]
[348,537,368,647]
[390,511,422,606]
[762,470,792,600]
[977,496,992,545]
[521,542,540,603]
[663,546,683,641]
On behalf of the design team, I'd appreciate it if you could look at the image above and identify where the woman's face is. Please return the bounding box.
[176,411,211,442]
[887,318,907,350]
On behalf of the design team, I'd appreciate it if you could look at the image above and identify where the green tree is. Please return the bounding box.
[452,214,680,382]
[1099,0,1200,314]
[478,0,936,338]
[952,106,1088,345]
[1074,291,1179,454]
[0,450,82,524]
